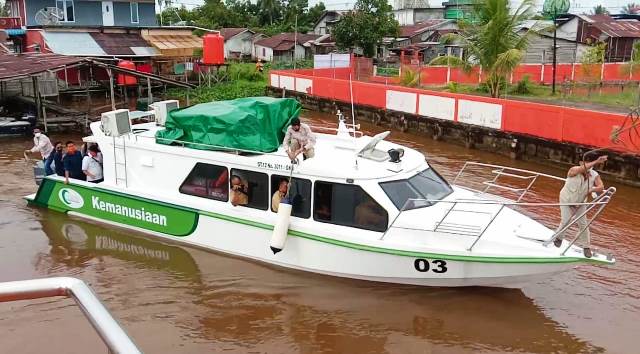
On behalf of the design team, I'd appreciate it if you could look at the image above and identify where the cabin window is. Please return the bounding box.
[56,0,75,22]
[230,169,269,210]
[314,181,388,232]
[130,2,139,24]
[380,167,453,210]
[179,163,229,202]
[270,175,311,218]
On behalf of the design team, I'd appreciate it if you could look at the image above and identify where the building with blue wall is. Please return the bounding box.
[23,0,157,27]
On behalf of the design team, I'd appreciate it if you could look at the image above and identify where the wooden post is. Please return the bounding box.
[147,77,152,109]
[32,75,41,123]
[64,65,69,89]
[107,68,116,110]
[186,90,190,106]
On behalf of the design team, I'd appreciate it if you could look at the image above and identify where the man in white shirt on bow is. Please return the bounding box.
[25,127,54,175]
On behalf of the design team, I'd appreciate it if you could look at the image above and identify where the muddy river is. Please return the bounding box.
[0,112,638,353]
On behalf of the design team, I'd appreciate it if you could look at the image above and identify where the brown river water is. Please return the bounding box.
[0,111,639,353]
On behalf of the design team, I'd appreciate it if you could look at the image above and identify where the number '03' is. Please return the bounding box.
[414,259,447,273]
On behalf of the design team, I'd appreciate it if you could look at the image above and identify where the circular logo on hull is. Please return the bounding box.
[58,188,84,209]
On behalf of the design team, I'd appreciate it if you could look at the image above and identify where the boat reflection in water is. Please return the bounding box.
[36,213,601,353]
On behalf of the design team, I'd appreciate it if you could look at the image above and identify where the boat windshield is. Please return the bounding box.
[380,167,453,210]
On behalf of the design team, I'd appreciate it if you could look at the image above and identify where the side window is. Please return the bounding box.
[314,181,388,232]
[179,163,228,201]
[271,175,312,218]
[230,169,269,210]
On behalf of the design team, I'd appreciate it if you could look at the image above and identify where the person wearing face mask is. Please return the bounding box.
[82,144,103,183]
[25,128,54,175]
[62,141,85,184]
[553,154,607,258]
[51,141,65,176]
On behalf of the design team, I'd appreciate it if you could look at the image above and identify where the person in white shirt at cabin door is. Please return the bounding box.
[25,127,54,175]
[82,144,104,183]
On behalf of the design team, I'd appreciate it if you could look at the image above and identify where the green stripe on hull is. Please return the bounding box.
[33,179,198,237]
[31,178,607,265]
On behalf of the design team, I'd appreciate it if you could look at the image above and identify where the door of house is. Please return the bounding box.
[102,1,114,26]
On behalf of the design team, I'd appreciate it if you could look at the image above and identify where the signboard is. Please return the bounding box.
[418,94,455,121]
[314,54,351,69]
[457,100,503,129]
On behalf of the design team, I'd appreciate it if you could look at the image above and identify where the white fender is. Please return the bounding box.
[270,200,292,254]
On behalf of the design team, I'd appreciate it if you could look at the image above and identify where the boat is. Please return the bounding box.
[0,116,34,136]
[25,97,616,288]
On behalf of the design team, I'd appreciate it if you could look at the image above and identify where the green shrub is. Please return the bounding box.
[511,75,532,95]
[400,67,420,88]
[168,80,267,104]
[447,81,459,93]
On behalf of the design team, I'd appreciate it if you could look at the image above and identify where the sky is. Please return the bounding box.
[169,0,625,13]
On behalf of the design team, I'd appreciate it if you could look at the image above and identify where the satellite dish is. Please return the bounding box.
[34,7,64,26]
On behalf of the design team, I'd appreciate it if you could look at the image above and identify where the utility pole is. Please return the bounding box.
[293,11,298,70]
[552,9,557,94]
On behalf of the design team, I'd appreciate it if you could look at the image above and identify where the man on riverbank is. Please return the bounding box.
[553,154,607,258]
[25,128,54,175]
[283,118,316,161]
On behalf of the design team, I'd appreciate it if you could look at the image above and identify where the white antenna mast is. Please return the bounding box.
[349,70,358,169]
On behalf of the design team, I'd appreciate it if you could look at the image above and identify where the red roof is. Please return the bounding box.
[399,19,452,38]
[583,15,640,38]
[220,28,250,40]
[0,53,83,81]
[255,33,323,50]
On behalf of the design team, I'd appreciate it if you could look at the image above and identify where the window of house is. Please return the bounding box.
[56,0,74,22]
[314,181,388,232]
[270,175,311,218]
[380,168,453,210]
[179,163,229,202]
[230,169,269,210]
[262,47,266,57]
[130,2,139,24]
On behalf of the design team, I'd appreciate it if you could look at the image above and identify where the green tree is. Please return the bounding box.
[333,0,399,57]
[440,0,534,98]
[1,1,10,17]
[581,42,606,96]
[258,0,283,25]
[622,3,640,14]
[591,5,610,15]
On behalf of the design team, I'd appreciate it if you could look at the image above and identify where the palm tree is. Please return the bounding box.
[434,0,534,98]
[259,0,279,25]
[622,3,640,14]
[591,5,610,15]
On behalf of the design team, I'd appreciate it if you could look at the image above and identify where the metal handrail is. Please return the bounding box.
[382,187,616,253]
[453,161,565,203]
[0,277,141,354]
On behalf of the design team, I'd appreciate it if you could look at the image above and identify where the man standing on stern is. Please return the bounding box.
[25,127,54,175]
[283,118,316,162]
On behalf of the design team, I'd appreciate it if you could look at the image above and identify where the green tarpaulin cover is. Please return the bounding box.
[155,97,301,153]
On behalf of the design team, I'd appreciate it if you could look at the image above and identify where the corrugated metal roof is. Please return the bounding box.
[42,32,106,56]
[89,32,158,56]
[220,28,250,40]
[0,53,83,81]
[399,19,452,38]
[255,33,322,49]
[582,15,640,38]
[144,34,201,50]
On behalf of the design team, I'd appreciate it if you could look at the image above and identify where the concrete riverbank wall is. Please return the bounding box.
[268,69,640,186]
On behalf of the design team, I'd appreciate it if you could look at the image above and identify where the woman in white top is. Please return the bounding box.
[82,144,103,183]
[553,154,607,257]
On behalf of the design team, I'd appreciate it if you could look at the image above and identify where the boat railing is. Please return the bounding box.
[307,124,364,138]
[452,161,566,202]
[381,187,616,255]
[0,277,141,354]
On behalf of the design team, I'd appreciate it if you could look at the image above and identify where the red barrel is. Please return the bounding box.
[202,33,225,65]
[117,60,137,86]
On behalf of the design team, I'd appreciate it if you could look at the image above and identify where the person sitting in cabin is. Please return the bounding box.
[51,141,66,177]
[230,175,249,206]
[82,144,103,183]
[25,127,54,175]
[553,154,607,258]
[63,141,85,184]
[355,198,386,231]
[283,118,316,161]
[272,179,289,212]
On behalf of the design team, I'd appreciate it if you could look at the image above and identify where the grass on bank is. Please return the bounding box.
[432,78,640,111]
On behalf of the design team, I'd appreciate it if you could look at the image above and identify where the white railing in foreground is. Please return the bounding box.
[0,277,141,354]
